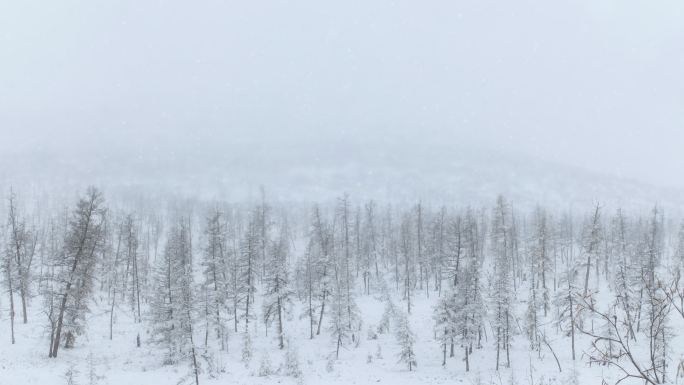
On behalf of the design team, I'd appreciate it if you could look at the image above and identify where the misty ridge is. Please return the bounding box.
[3,139,684,213]
[1,1,684,385]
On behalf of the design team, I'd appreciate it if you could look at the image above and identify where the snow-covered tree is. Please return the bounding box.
[361,200,379,295]
[490,195,512,370]
[149,219,200,384]
[453,209,484,372]
[554,255,579,360]
[394,311,417,371]
[329,267,352,359]
[610,209,639,341]
[400,213,414,314]
[415,202,428,297]
[201,208,229,350]
[5,189,35,328]
[298,238,318,339]
[433,290,456,365]
[284,337,303,378]
[48,188,106,357]
[446,215,464,288]
[675,221,684,267]
[262,222,293,349]
[581,204,602,298]
[336,195,360,341]
[239,214,259,333]
[311,205,333,337]
[120,214,142,324]
[532,206,552,317]
[430,206,447,296]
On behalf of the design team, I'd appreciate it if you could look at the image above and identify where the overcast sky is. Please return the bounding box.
[1,0,683,188]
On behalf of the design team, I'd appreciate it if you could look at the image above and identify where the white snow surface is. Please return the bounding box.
[3,267,680,385]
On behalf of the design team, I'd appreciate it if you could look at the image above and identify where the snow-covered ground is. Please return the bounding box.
[4,274,678,385]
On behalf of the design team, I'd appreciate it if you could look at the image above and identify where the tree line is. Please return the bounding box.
[2,187,683,385]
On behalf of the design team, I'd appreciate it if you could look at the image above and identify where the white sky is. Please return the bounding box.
[1,0,683,188]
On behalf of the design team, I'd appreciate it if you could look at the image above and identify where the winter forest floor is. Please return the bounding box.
[3,277,675,385]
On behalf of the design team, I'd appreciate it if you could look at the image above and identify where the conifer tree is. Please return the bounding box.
[395,311,417,371]
[48,188,106,358]
[5,189,35,326]
[149,220,200,384]
[201,208,229,350]
[490,196,512,370]
[262,222,293,349]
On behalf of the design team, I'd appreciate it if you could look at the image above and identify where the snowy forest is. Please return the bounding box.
[2,0,683,384]
[2,187,684,385]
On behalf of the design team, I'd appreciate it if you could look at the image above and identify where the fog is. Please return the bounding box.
[1,0,683,196]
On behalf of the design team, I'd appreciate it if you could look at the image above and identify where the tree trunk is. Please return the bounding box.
[51,286,71,357]
[51,202,96,358]
[19,285,27,324]
[450,335,454,357]
[583,255,591,298]
[277,295,284,349]
[442,330,447,366]
[6,259,16,344]
[110,287,116,340]
[505,310,510,368]
[569,289,575,360]
[496,325,500,370]
[188,317,200,385]
[317,290,326,336]
[308,277,314,339]
[465,345,469,372]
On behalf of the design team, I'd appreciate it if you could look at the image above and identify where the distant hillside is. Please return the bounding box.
[1,141,682,213]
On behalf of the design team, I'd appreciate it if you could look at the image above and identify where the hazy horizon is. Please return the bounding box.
[2,0,683,190]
